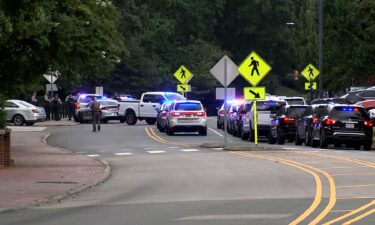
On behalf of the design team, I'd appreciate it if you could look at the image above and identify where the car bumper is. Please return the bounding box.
[169,118,207,129]
[325,129,372,142]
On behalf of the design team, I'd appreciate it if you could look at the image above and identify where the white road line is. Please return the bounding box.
[144,148,155,150]
[283,147,299,150]
[208,127,223,137]
[147,150,166,154]
[181,149,200,152]
[115,153,134,156]
[213,148,224,151]
[86,154,100,157]
[168,147,179,149]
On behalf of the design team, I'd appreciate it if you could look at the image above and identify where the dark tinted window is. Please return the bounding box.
[286,106,308,118]
[165,93,185,101]
[143,95,163,103]
[175,102,202,111]
[256,101,285,113]
[285,99,305,105]
[5,102,18,108]
[359,90,375,98]
[313,106,328,117]
[330,107,368,120]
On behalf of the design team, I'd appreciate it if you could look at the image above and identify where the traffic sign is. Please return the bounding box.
[177,84,191,92]
[238,51,272,87]
[173,65,193,84]
[43,74,58,83]
[210,55,239,87]
[244,87,266,100]
[305,82,317,90]
[301,64,319,81]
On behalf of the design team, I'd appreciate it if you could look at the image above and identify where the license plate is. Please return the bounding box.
[185,114,192,117]
[346,124,355,128]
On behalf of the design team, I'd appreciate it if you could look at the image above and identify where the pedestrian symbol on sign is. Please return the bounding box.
[180,68,186,79]
[249,57,260,76]
[309,66,314,78]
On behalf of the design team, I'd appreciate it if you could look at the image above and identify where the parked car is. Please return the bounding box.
[295,104,328,146]
[282,97,306,105]
[310,104,373,150]
[342,89,375,104]
[78,99,120,123]
[268,105,309,144]
[310,97,347,105]
[156,102,172,132]
[118,92,185,125]
[74,94,103,122]
[216,100,240,130]
[4,100,46,126]
[355,100,375,112]
[228,101,246,137]
[165,100,207,136]
[241,99,286,142]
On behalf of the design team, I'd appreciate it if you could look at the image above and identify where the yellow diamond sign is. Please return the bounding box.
[177,84,191,92]
[305,82,317,90]
[301,64,320,81]
[244,87,266,100]
[238,51,272,87]
[173,65,193,84]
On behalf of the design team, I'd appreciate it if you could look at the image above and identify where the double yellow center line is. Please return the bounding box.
[145,127,195,147]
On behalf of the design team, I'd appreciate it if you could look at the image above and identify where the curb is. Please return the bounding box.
[0,132,111,214]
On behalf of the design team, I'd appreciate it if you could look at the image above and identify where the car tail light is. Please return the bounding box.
[171,112,180,117]
[324,118,336,125]
[101,107,108,110]
[218,110,225,116]
[161,112,167,117]
[31,109,39,113]
[312,117,319,123]
[75,103,80,110]
[282,117,295,124]
[364,120,373,127]
[196,112,206,117]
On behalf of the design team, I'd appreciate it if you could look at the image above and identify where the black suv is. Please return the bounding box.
[295,104,328,146]
[311,104,373,150]
[268,105,308,144]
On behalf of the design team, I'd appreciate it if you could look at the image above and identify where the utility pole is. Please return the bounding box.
[318,0,323,98]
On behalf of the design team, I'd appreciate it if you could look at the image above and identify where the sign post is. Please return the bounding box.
[210,55,239,146]
[238,51,272,146]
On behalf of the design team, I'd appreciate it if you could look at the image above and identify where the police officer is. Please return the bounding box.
[65,94,76,121]
[51,94,62,121]
[90,97,101,132]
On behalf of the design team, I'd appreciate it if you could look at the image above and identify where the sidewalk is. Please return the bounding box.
[34,118,79,126]
[0,129,109,212]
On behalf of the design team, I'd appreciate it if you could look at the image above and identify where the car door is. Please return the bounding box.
[140,94,165,118]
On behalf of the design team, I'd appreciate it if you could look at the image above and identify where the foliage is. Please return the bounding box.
[0,0,125,97]
[0,94,6,129]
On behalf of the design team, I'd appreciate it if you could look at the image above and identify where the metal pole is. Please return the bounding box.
[224,57,228,146]
[318,0,323,98]
[50,74,53,98]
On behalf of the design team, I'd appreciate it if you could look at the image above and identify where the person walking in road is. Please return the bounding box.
[90,96,101,132]
[249,57,260,76]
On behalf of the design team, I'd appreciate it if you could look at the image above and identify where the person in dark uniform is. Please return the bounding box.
[90,97,101,132]
[65,94,76,121]
[51,94,62,121]
[44,92,51,120]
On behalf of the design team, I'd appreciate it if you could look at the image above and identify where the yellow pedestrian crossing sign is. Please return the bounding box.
[173,65,193,84]
[305,82,317,90]
[244,87,266,100]
[301,64,319,81]
[238,51,272,87]
[177,84,191,92]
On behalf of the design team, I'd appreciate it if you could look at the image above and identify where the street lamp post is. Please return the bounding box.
[318,0,323,98]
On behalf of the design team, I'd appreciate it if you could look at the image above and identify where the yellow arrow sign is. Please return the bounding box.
[173,65,193,84]
[238,51,272,87]
[301,64,320,81]
[244,87,266,100]
[177,84,191,92]
[305,82,317,90]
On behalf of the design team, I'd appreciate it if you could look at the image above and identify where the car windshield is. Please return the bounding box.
[175,102,202,111]
[165,93,186,101]
[257,101,285,113]
[285,99,305,105]
[286,106,308,118]
[330,107,368,120]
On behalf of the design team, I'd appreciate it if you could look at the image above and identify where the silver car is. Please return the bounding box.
[78,99,120,123]
[165,100,207,136]
[4,100,46,126]
[156,102,172,132]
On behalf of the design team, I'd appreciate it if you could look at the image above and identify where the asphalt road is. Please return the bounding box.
[1,118,375,225]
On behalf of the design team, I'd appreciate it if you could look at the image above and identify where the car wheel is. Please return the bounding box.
[125,112,137,125]
[295,130,303,145]
[146,118,157,125]
[249,127,255,142]
[305,129,312,146]
[78,113,84,123]
[166,125,173,136]
[237,124,242,138]
[333,142,341,148]
[353,143,361,150]
[119,118,125,123]
[217,121,222,129]
[25,122,35,126]
[13,114,25,126]
[364,141,372,151]
[319,130,328,149]
[199,127,207,136]
[276,127,285,145]
[268,129,277,144]
[102,119,108,124]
